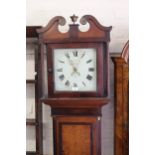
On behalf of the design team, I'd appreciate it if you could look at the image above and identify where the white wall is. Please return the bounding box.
[26,0,128,53]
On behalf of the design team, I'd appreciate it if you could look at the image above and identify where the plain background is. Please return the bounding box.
[0,0,155,155]
[26,0,129,54]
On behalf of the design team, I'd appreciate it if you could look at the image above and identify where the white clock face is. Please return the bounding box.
[53,48,97,92]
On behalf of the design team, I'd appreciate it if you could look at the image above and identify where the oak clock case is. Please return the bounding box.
[37,15,112,155]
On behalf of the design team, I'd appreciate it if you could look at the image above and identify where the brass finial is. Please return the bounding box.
[70,14,78,24]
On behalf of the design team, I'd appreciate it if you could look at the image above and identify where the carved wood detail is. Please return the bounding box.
[37,15,112,42]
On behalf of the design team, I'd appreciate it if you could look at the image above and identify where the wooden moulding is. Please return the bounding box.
[26,151,36,155]
[26,79,36,84]
[26,26,42,38]
[26,119,38,126]
[51,107,102,116]
[41,98,110,108]
[37,15,112,43]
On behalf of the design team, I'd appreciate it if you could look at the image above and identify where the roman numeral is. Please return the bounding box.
[57,68,63,72]
[59,74,65,81]
[81,52,85,58]
[86,74,93,81]
[73,83,77,87]
[86,59,92,63]
[82,81,86,87]
[73,51,78,57]
[65,53,70,59]
[89,67,95,72]
[58,60,65,63]
[65,80,70,86]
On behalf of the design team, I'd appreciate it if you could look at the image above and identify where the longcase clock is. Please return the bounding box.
[37,15,112,155]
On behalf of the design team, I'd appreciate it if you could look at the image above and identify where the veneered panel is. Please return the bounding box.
[54,116,100,155]
[61,124,91,155]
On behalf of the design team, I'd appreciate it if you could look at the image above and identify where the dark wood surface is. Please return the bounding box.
[26,119,38,126]
[26,26,42,38]
[26,26,43,155]
[51,107,102,116]
[35,40,43,155]
[47,43,105,98]
[112,41,129,155]
[26,79,36,84]
[26,151,36,155]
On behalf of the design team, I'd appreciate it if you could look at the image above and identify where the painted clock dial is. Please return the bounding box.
[53,48,97,92]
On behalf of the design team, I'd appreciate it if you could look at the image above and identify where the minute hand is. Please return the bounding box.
[76,52,85,66]
[66,59,80,76]
[71,67,80,76]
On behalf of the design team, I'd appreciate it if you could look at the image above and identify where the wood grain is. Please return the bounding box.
[112,41,129,155]
[53,116,101,155]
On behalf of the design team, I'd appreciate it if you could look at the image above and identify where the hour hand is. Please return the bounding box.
[71,67,80,76]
